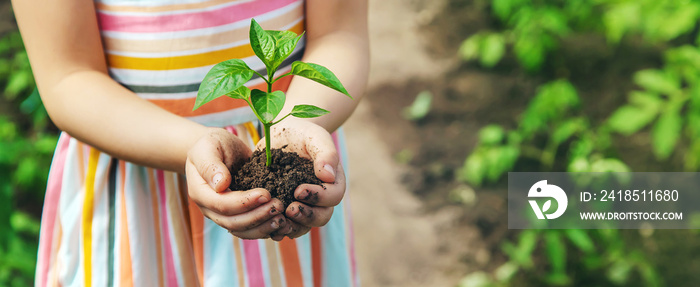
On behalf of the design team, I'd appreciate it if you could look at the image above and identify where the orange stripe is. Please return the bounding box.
[82,148,100,287]
[106,22,304,70]
[148,169,165,287]
[279,238,304,287]
[311,228,322,287]
[149,75,293,117]
[119,161,134,287]
[189,199,205,286]
[232,238,246,287]
[96,0,247,13]
[264,240,283,287]
[104,13,302,53]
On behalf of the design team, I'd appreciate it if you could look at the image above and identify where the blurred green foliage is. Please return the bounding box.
[0,30,56,286]
[458,0,700,286]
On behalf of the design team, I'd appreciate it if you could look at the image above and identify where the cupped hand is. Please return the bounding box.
[185,128,292,239]
[255,119,347,241]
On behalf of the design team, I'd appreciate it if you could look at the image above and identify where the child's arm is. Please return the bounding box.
[12,0,205,173]
[271,0,370,239]
[12,0,289,238]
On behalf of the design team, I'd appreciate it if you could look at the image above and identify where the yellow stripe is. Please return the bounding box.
[244,122,260,144]
[82,148,101,287]
[106,22,304,70]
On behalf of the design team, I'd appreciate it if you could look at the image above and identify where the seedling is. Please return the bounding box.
[194,19,351,166]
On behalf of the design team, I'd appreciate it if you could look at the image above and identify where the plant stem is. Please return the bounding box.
[264,123,272,166]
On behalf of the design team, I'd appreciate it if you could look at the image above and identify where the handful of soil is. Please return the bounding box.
[230,148,322,208]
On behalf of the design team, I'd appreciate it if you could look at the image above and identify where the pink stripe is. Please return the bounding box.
[242,240,265,287]
[157,170,180,287]
[37,134,71,287]
[98,0,297,33]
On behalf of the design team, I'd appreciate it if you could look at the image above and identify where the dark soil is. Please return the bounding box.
[230,148,322,208]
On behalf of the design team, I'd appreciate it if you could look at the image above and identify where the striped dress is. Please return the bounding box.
[34,0,358,286]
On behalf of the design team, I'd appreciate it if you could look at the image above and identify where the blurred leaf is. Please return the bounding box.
[607,259,633,285]
[591,158,631,173]
[514,36,546,71]
[4,70,34,100]
[652,108,682,160]
[402,91,432,120]
[568,157,590,173]
[603,3,640,43]
[10,212,40,236]
[552,118,585,145]
[564,229,595,253]
[459,34,482,61]
[458,271,494,287]
[479,125,505,145]
[545,231,567,274]
[633,69,680,96]
[494,262,518,282]
[607,105,657,135]
[461,152,485,186]
[480,33,506,67]
[503,230,537,268]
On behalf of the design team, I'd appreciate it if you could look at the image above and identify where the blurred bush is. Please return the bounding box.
[0,30,57,286]
[458,0,700,286]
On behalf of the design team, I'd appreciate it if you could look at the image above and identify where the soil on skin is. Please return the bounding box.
[230,148,322,208]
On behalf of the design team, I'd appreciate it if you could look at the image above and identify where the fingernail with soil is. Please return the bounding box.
[212,173,223,187]
[297,190,310,200]
[270,207,278,215]
[324,164,335,178]
[258,196,269,204]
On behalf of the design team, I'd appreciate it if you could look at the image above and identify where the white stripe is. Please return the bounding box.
[188,107,257,127]
[100,2,302,40]
[105,19,304,58]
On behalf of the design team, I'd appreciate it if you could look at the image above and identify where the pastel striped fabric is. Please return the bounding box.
[34,0,358,286]
[100,0,306,126]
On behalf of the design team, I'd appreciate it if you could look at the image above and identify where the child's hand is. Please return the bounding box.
[186,128,291,239]
[255,119,347,241]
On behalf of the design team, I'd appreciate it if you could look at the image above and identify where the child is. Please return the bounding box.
[12,0,369,286]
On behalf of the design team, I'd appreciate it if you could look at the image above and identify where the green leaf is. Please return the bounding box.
[460,152,485,186]
[552,118,585,145]
[290,61,351,98]
[269,31,303,72]
[250,89,285,123]
[459,35,482,61]
[227,86,251,100]
[564,229,595,253]
[249,19,276,67]
[544,231,567,274]
[290,104,329,118]
[652,109,683,160]
[194,59,254,110]
[480,33,505,67]
[402,90,432,120]
[479,125,505,145]
[591,158,631,173]
[633,69,680,96]
[607,105,657,135]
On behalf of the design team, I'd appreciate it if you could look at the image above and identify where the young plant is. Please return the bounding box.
[193,19,351,166]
